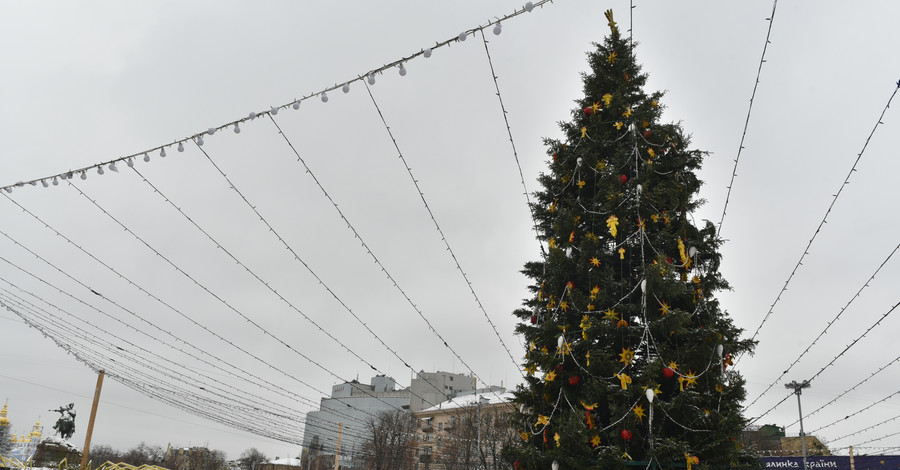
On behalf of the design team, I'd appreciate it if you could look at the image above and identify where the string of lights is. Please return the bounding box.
[717,0,779,235]
[478,29,545,258]
[64,179,418,417]
[363,81,522,384]
[828,411,900,443]
[0,1,555,194]
[743,242,900,409]
[741,81,900,350]
[0,196,371,421]
[809,389,900,434]
[131,159,454,412]
[265,113,503,400]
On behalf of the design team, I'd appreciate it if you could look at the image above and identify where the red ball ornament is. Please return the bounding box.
[621,429,633,441]
[643,130,651,138]
[663,367,675,378]
[514,461,521,470]
[666,257,674,264]
[618,174,628,185]
[568,375,581,386]
[584,106,593,115]
[530,315,537,325]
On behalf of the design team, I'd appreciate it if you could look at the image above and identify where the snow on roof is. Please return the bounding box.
[419,390,515,413]
[267,457,303,466]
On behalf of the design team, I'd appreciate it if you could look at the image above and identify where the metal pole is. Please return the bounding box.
[80,370,105,470]
[785,380,811,470]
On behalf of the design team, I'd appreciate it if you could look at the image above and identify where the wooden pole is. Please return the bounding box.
[333,422,343,470]
[80,370,105,470]
[849,446,855,470]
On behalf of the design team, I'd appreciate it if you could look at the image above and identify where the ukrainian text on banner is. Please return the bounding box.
[763,457,900,470]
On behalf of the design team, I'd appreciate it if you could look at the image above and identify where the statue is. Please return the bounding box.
[50,403,76,440]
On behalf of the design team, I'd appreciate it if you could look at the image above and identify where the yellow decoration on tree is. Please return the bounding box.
[560,300,570,312]
[614,121,624,130]
[615,372,632,389]
[585,350,591,366]
[581,401,598,410]
[548,238,557,249]
[606,215,619,237]
[685,371,698,388]
[591,435,602,447]
[667,361,679,370]
[604,9,618,34]
[618,347,635,365]
[536,415,550,426]
[554,432,561,447]
[604,308,618,320]
[607,51,618,64]
[591,101,601,113]
[618,247,626,259]
[660,300,670,316]
[647,148,655,158]
[650,214,659,223]
[590,285,600,297]
[616,316,628,328]
[596,160,607,170]
[678,238,688,264]
[581,126,588,138]
[622,107,632,118]
[580,315,592,339]
[602,93,613,107]
[549,200,557,212]
[544,370,557,382]
[587,303,595,311]
[524,363,538,375]
[519,431,530,441]
[633,404,646,422]
[651,100,659,107]
[577,180,586,189]
[589,257,601,267]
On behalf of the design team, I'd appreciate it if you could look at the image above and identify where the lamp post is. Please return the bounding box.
[785,380,811,470]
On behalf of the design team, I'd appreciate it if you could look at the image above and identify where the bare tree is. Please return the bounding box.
[121,442,165,466]
[440,405,515,470]
[87,444,121,465]
[360,410,416,470]
[239,448,268,470]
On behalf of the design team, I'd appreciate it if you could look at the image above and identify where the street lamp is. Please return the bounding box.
[785,380,811,470]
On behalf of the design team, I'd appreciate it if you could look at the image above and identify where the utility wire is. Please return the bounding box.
[718,0,779,235]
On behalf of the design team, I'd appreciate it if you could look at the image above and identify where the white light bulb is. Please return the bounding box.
[458,32,467,42]
[525,1,534,12]
[493,23,502,35]
[144,153,150,162]
[367,73,375,85]
[688,246,698,258]
[127,158,134,167]
[576,157,583,167]
[177,142,185,152]
[636,184,643,194]
[424,47,432,58]
[645,388,655,403]
[398,63,407,76]
[80,172,87,180]
[208,127,217,136]
[321,92,329,102]
[160,148,166,158]
[52,177,59,186]
[292,100,300,110]
[196,135,204,146]
[249,112,257,120]
[565,247,572,258]
[97,166,104,175]
[234,123,241,134]
[551,461,559,470]
[109,162,118,172]
[41,180,48,188]
[342,83,350,94]
[716,344,724,358]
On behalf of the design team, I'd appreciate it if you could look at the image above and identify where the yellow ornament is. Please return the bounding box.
[622,107,632,118]
[678,238,688,264]
[581,126,588,138]
[577,180,586,189]
[585,350,591,366]
[604,308,618,320]
[633,404,646,422]
[560,300,570,312]
[647,148,655,158]
[618,347,635,365]
[651,100,659,107]
[544,370,557,382]
[519,431,530,441]
[618,247,626,259]
[606,215,619,237]
[607,51,618,64]
[536,415,550,426]
[591,101,601,113]
[615,372,632,389]
[524,363,537,375]
[591,435,602,447]
[589,257,600,267]
[602,93,613,107]
[604,9,618,34]
[659,301,670,316]
[614,121,624,130]
[667,361,679,370]
[554,432,561,447]
[548,238,557,249]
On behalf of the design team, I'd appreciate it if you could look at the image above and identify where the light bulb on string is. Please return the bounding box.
[207,127,216,136]
[143,153,150,162]
[249,112,257,120]
[525,2,534,12]
[195,135,204,146]
[398,63,407,76]
[97,166,104,175]
[80,172,87,180]
[321,92,329,102]
[234,123,241,134]
[458,31,467,42]
[645,388,655,403]
[493,23,502,35]
[177,142,184,152]
[52,177,59,186]
[342,83,350,93]
[292,100,300,110]
[270,106,279,115]
[367,73,375,85]
[41,180,48,188]
[160,148,166,158]
[109,162,118,173]
[126,158,134,168]
[423,47,432,58]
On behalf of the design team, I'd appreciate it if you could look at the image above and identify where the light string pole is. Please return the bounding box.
[785,380,811,470]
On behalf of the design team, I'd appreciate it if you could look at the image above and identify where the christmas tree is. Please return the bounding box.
[508,12,757,470]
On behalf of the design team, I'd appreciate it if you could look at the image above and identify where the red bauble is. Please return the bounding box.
[514,461,521,470]
[621,429,633,441]
[618,174,628,185]
[584,106,593,115]
[643,130,651,138]
[530,315,537,325]
[666,257,674,264]
[568,375,581,386]
[663,367,675,378]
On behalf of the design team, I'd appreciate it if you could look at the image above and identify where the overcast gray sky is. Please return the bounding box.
[1,0,899,461]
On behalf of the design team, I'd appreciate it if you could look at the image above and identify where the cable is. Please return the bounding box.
[741,81,900,351]
[717,0,779,235]
[743,242,900,409]
[363,82,523,381]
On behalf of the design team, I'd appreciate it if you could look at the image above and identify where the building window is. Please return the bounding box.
[439,423,443,431]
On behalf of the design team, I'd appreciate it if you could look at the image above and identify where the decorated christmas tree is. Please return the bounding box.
[508,12,757,470]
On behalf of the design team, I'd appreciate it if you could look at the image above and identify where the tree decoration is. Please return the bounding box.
[509,11,756,469]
